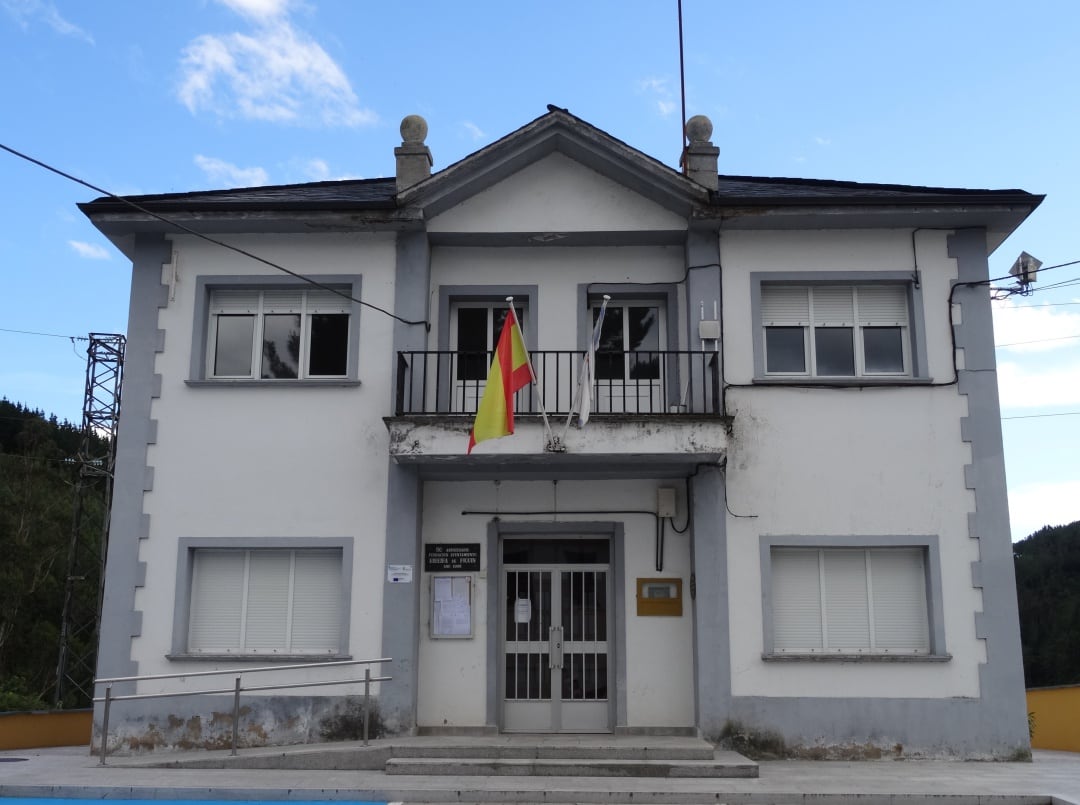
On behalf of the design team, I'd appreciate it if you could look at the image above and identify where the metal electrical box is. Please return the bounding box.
[657,487,677,518]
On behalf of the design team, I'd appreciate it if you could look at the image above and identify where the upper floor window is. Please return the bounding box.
[761,285,910,378]
[451,302,526,381]
[592,300,664,381]
[208,288,350,379]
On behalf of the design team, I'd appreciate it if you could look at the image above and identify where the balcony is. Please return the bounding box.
[385,350,730,478]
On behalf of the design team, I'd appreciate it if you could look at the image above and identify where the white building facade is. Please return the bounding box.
[82,109,1040,758]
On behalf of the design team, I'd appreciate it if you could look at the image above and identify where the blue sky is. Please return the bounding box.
[1,0,1078,541]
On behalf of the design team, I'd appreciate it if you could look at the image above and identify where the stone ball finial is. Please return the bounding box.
[400,114,428,145]
[685,115,713,145]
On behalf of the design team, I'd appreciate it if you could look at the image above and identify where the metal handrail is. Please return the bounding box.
[92,656,392,765]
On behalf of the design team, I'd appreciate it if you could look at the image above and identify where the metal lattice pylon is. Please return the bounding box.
[54,333,125,707]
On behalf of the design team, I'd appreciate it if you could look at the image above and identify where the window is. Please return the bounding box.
[187,548,343,655]
[207,288,350,379]
[592,300,663,381]
[770,547,930,654]
[451,302,526,381]
[761,285,910,377]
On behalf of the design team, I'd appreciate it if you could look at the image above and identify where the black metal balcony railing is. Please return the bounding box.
[394,350,722,417]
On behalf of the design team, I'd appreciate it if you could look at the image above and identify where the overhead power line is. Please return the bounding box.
[1002,411,1080,421]
[996,333,1080,349]
[0,326,88,341]
[0,142,431,332]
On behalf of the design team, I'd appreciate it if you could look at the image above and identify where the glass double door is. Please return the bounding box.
[501,539,611,732]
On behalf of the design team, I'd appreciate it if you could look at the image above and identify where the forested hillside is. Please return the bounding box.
[0,399,107,710]
[1014,520,1080,688]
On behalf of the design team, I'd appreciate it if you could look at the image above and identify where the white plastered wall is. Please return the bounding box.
[720,228,983,699]
[428,152,688,234]
[131,232,397,695]
[417,479,695,729]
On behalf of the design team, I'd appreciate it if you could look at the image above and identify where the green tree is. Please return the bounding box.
[0,399,107,709]
[1014,520,1080,688]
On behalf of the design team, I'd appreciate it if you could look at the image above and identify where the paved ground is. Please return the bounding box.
[1,743,1078,804]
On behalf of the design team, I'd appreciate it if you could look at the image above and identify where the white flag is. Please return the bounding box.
[578,297,609,427]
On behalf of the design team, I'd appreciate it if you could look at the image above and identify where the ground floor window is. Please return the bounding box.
[187,548,343,655]
[770,546,930,654]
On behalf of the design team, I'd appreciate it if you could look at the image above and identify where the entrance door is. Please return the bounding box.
[501,538,611,732]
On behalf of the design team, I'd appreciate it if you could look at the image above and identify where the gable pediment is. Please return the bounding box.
[400,110,707,230]
[427,151,688,235]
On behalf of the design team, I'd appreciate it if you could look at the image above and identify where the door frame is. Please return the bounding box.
[486,520,626,732]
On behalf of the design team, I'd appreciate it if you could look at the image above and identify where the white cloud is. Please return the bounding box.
[177,8,376,128]
[217,0,291,22]
[299,158,361,182]
[997,359,1080,409]
[462,121,485,141]
[2,0,93,43]
[194,154,269,187]
[68,240,110,260]
[993,298,1080,352]
[1009,479,1080,541]
[814,136,831,146]
[638,77,677,118]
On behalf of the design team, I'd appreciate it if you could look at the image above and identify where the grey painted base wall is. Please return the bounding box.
[716,695,1030,760]
[92,693,394,755]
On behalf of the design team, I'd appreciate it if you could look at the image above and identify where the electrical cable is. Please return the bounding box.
[0,142,431,332]
[0,326,88,341]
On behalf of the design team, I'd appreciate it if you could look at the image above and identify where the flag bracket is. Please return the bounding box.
[545,436,566,453]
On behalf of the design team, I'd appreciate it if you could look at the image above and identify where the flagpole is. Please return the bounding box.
[505,297,557,451]
[561,294,609,442]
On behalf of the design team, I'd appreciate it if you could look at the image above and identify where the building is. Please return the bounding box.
[81,108,1041,758]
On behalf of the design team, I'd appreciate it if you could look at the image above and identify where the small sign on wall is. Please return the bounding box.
[424,543,481,572]
[388,564,413,583]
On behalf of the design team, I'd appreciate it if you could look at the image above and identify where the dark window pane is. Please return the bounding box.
[214,315,254,376]
[815,327,855,376]
[502,539,610,565]
[627,307,660,351]
[309,314,348,376]
[765,327,805,373]
[595,306,624,380]
[262,314,300,379]
[863,327,905,373]
[456,308,488,380]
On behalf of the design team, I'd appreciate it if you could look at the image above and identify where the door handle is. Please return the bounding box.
[548,625,563,670]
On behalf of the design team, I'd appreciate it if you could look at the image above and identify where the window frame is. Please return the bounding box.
[750,272,930,384]
[170,536,354,660]
[189,275,363,385]
[577,283,681,407]
[759,534,949,662]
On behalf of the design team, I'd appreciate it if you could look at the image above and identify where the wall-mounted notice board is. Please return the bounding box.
[430,575,473,638]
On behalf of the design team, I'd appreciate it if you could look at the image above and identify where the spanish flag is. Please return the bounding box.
[467,308,533,453]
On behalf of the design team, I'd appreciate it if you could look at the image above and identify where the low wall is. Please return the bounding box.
[0,709,92,750]
[1027,685,1080,752]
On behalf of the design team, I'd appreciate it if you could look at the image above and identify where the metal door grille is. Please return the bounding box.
[560,570,608,701]
[504,570,551,701]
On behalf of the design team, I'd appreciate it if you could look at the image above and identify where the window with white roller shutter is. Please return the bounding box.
[207,287,350,379]
[761,285,910,377]
[188,548,343,654]
[770,546,930,654]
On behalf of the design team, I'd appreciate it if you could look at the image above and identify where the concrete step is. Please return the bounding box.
[384,751,758,778]
[387,738,716,762]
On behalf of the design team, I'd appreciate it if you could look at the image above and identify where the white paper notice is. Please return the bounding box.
[515,598,531,624]
[387,564,413,583]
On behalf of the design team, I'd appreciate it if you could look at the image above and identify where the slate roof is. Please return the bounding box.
[79,177,399,214]
[80,172,1038,216]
